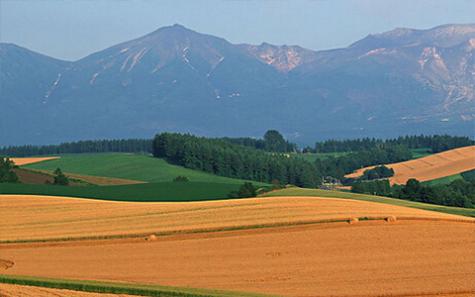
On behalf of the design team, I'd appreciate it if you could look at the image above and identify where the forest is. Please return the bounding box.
[153,132,320,187]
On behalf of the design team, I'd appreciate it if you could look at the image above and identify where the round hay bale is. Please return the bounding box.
[385,216,397,223]
[146,234,157,241]
[348,217,359,224]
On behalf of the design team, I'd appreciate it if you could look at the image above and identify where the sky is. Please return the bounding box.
[1,0,474,61]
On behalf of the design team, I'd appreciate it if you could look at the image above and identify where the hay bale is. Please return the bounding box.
[385,216,397,223]
[146,234,157,241]
[348,217,359,224]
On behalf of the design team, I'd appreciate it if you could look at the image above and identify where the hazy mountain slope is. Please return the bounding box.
[1,24,473,145]
[0,44,71,144]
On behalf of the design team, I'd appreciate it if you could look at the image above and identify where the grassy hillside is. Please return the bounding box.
[422,174,463,186]
[24,153,266,185]
[409,148,433,159]
[0,182,245,202]
[261,187,475,217]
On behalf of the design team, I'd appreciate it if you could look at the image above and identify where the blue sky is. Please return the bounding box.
[1,0,474,61]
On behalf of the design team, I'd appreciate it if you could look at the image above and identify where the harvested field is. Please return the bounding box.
[9,157,59,166]
[346,145,475,184]
[0,283,138,297]
[1,195,471,242]
[1,220,474,297]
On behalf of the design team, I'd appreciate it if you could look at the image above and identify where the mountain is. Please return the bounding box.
[1,24,474,146]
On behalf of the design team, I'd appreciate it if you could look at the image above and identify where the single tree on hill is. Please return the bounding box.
[53,168,69,186]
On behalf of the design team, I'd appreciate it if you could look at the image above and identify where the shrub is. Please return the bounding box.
[173,176,189,182]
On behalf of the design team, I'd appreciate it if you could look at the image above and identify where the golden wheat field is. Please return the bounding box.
[9,157,59,166]
[1,194,474,297]
[0,195,470,242]
[346,145,475,184]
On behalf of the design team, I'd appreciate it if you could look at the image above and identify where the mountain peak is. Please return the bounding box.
[148,23,198,37]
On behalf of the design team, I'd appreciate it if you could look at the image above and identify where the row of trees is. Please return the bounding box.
[0,139,153,157]
[352,177,475,208]
[153,133,320,187]
[0,131,297,157]
[312,135,473,153]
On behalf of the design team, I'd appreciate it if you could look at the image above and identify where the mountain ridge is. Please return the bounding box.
[1,23,474,145]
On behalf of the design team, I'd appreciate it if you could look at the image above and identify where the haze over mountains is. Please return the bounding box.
[1,23,474,145]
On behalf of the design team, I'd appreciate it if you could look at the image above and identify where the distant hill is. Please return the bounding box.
[1,24,474,145]
[346,145,475,185]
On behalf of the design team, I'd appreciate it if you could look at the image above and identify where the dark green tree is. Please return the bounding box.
[0,157,19,183]
[53,168,69,186]
[264,130,288,153]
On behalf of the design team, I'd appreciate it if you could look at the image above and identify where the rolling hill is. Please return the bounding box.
[1,24,474,145]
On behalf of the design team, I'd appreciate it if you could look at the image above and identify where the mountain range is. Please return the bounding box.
[1,23,474,145]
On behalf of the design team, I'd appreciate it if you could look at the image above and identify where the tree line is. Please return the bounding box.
[153,132,320,187]
[0,139,153,157]
[351,173,475,208]
[312,135,473,154]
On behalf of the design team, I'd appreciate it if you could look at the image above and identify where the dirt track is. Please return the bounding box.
[346,145,475,184]
[1,195,470,242]
[9,157,59,166]
[1,220,474,297]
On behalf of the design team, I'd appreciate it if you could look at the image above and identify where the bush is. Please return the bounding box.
[53,168,69,186]
[173,176,189,182]
[228,182,257,198]
[361,165,394,180]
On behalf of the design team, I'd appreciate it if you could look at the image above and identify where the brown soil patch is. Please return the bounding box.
[346,146,475,184]
[12,168,54,184]
[0,283,139,297]
[9,157,59,166]
[2,220,474,297]
[1,195,470,243]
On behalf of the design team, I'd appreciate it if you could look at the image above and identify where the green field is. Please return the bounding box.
[410,147,433,159]
[293,152,350,162]
[261,187,475,217]
[24,153,266,186]
[0,275,271,297]
[422,174,463,186]
[294,148,430,163]
[0,182,247,202]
